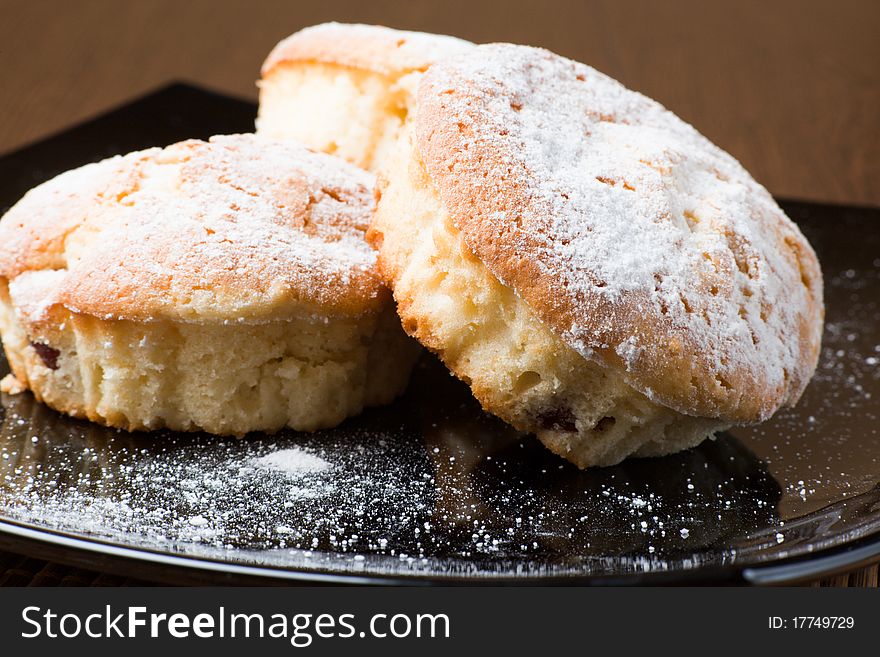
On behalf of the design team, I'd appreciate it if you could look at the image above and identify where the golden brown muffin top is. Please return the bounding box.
[415,44,824,423]
[0,134,386,322]
[261,22,473,78]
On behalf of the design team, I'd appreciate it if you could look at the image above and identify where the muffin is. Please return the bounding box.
[0,134,419,435]
[256,22,473,172]
[368,44,824,468]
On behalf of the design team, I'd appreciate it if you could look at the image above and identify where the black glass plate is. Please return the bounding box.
[0,84,878,585]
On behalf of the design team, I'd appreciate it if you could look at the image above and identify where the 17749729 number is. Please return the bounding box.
[768,617,855,629]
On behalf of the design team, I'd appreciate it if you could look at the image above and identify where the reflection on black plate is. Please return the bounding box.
[0,85,878,583]
[0,358,783,576]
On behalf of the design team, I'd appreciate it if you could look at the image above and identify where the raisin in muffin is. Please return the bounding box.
[368,44,824,467]
[0,134,419,435]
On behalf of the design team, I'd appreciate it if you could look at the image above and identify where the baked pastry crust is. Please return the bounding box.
[261,22,473,78]
[0,135,384,321]
[369,44,823,467]
[414,44,823,423]
[257,23,473,171]
[0,134,419,435]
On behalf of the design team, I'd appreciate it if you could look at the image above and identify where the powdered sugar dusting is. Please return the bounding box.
[417,45,823,421]
[7,269,66,323]
[0,244,877,579]
[0,135,383,322]
[253,448,333,476]
[0,373,782,570]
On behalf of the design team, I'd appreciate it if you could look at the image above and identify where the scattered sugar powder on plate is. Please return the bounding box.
[252,448,333,476]
[0,249,876,574]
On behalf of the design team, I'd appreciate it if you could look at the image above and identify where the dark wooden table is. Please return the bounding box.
[0,0,877,586]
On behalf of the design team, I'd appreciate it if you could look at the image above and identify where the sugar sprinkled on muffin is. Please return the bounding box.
[0,134,420,435]
[369,44,823,467]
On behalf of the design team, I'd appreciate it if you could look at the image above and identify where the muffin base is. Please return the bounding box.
[369,128,726,468]
[0,281,419,435]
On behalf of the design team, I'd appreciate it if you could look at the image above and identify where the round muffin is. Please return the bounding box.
[369,44,824,468]
[0,134,419,435]
[257,22,473,172]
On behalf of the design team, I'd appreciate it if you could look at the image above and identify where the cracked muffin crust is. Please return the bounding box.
[369,44,824,467]
[256,22,473,172]
[0,134,420,435]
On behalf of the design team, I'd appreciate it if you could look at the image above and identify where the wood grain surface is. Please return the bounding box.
[1,0,878,206]
[0,0,877,585]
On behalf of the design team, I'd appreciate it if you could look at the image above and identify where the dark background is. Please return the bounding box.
[0,0,876,586]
